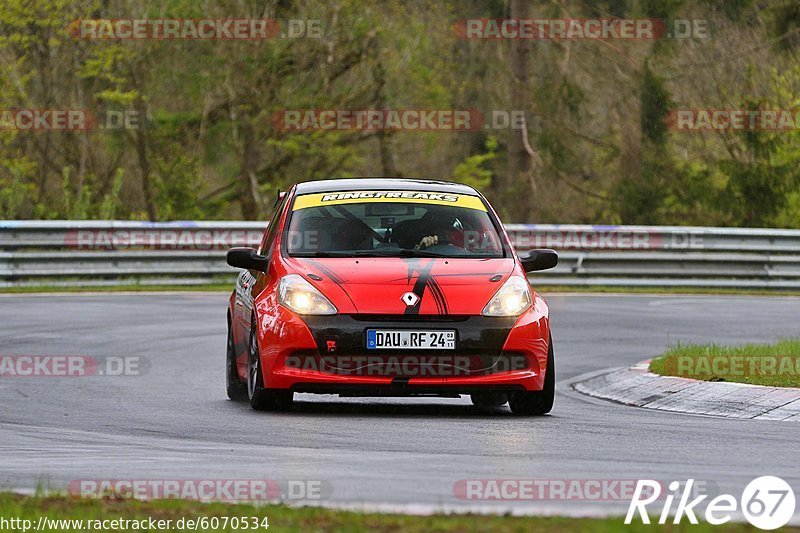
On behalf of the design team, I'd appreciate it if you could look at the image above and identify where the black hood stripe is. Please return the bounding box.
[427,275,449,315]
[303,258,360,311]
[405,259,436,315]
[306,259,346,285]
[306,257,455,315]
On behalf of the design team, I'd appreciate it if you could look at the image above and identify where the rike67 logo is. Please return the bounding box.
[626,477,796,530]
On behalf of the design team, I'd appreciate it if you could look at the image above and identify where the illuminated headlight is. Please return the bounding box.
[278,274,337,315]
[482,276,532,317]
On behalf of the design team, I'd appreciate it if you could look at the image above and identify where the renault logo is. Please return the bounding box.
[401,292,420,306]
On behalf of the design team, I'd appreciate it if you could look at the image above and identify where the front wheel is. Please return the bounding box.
[508,335,555,416]
[247,319,293,411]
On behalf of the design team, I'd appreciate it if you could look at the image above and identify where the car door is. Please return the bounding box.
[235,191,290,354]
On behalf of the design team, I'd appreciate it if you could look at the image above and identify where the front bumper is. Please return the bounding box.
[257,305,550,393]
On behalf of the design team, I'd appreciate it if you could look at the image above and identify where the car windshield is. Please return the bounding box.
[286,190,505,258]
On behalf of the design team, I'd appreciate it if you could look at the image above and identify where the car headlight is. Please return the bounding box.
[278,274,337,315]
[482,276,532,317]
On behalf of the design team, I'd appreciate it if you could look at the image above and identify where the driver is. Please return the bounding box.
[414,210,462,250]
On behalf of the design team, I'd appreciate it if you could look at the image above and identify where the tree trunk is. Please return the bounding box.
[239,117,261,220]
[505,0,535,222]
[372,47,398,176]
[133,95,157,221]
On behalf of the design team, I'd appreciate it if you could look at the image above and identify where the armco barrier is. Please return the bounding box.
[1,221,800,289]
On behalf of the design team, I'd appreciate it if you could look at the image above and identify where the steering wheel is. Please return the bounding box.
[432,230,453,246]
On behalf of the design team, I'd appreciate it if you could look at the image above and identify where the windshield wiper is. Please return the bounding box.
[290,251,355,257]
[291,249,442,258]
[358,249,503,258]
[292,249,498,258]
[352,249,448,257]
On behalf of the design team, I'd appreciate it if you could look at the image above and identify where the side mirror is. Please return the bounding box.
[226,247,269,272]
[521,249,558,273]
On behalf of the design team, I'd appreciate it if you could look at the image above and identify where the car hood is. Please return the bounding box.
[284,257,517,315]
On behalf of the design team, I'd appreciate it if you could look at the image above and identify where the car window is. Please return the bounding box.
[259,193,289,255]
[285,190,504,258]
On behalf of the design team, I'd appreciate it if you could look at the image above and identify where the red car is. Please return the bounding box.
[225,179,558,415]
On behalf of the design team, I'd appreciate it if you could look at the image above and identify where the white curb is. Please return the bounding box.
[572,360,800,420]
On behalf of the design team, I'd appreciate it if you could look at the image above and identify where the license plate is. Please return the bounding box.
[366,329,455,350]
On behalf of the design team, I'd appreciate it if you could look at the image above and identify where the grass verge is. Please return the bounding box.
[0,284,232,294]
[649,339,800,387]
[536,285,800,297]
[0,493,781,532]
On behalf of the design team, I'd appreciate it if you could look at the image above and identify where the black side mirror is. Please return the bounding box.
[521,249,558,273]
[226,247,269,272]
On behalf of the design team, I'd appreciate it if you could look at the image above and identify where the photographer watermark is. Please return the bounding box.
[455,18,709,40]
[272,109,533,132]
[455,478,716,502]
[667,109,800,131]
[666,355,800,380]
[285,354,528,377]
[65,228,262,250]
[508,226,704,250]
[0,355,148,377]
[69,18,321,40]
[69,479,332,502]
[456,479,655,501]
[626,476,795,530]
[0,516,269,532]
[0,109,140,131]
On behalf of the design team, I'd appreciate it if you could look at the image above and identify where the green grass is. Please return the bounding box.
[650,339,800,387]
[0,493,783,532]
[0,284,232,294]
[536,285,800,297]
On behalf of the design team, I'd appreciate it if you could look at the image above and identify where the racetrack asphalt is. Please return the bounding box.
[1,292,799,518]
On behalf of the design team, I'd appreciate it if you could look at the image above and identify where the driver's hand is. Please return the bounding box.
[416,235,438,249]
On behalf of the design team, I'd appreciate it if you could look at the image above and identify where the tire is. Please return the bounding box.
[508,335,555,416]
[470,392,508,408]
[247,318,293,411]
[226,318,248,401]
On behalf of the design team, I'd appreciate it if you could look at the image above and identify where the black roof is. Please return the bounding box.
[293,178,480,196]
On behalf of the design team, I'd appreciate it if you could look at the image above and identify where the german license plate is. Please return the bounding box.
[366,329,455,350]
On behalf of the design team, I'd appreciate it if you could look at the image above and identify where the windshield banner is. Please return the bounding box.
[292,191,487,211]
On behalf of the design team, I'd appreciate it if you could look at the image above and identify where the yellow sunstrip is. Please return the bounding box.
[293,191,487,211]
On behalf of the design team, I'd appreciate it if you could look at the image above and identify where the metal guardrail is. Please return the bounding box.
[2,221,800,289]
